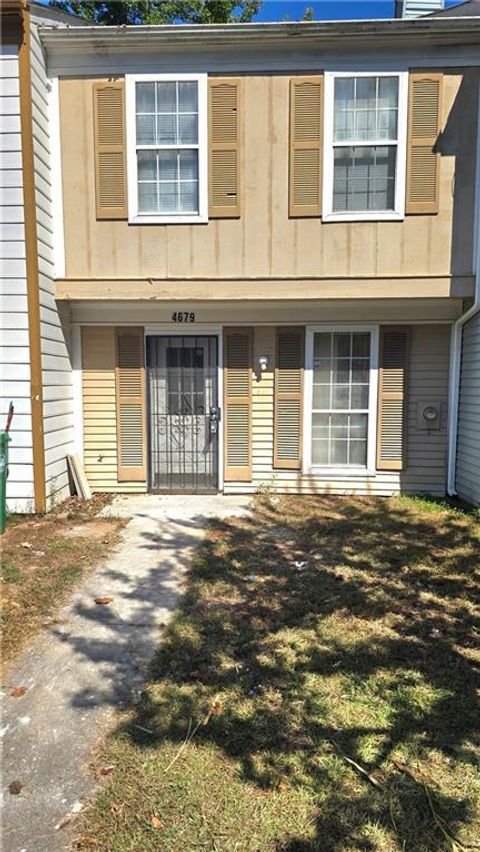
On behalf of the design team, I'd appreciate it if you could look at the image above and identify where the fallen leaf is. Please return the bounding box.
[94,597,113,606]
[10,686,27,698]
[212,698,223,716]
[9,781,23,795]
[151,814,163,830]
[99,765,115,776]
[277,779,288,792]
[110,804,123,816]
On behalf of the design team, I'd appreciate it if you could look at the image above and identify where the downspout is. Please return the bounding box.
[447,81,480,496]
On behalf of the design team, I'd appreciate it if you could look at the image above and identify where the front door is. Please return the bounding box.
[146,335,219,491]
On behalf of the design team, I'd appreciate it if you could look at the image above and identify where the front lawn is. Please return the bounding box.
[1,495,124,666]
[78,495,480,851]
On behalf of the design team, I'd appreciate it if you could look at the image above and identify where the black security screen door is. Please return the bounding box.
[146,335,219,491]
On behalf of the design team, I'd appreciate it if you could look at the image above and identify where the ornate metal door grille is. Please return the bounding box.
[146,335,219,491]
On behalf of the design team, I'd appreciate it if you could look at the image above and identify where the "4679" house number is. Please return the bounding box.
[171,312,196,323]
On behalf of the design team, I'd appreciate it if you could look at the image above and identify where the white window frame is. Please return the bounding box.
[323,71,408,223]
[303,324,379,476]
[125,73,208,225]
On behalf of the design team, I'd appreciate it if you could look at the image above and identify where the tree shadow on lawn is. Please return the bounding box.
[117,496,480,849]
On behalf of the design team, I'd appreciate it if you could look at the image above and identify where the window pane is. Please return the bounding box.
[178,81,198,112]
[350,439,367,465]
[332,439,348,465]
[378,76,398,110]
[179,113,198,145]
[350,414,368,439]
[352,333,370,357]
[136,82,155,113]
[356,77,376,110]
[313,360,330,383]
[333,358,350,384]
[179,150,198,181]
[351,384,369,409]
[332,385,349,409]
[137,151,156,181]
[158,181,177,213]
[333,146,396,213]
[157,114,177,144]
[312,440,329,465]
[138,182,157,213]
[333,334,351,358]
[158,150,177,181]
[313,385,330,409]
[312,414,329,437]
[352,359,370,383]
[136,114,156,145]
[156,81,176,112]
[331,414,348,438]
[314,334,331,358]
[179,181,198,212]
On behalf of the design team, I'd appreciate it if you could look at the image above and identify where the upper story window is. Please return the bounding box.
[126,74,208,224]
[323,72,408,222]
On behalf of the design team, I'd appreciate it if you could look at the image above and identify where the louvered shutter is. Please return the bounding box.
[274,328,304,470]
[289,76,323,218]
[93,81,127,220]
[406,72,442,214]
[208,78,241,218]
[115,328,146,482]
[224,328,252,481]
[377,327,410,471]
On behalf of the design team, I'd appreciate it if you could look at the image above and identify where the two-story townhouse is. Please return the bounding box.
[2,9,480,508]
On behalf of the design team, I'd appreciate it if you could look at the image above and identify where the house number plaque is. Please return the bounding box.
[171,312,196,323]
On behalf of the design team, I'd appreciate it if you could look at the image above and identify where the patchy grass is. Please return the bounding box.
[78,495,480,852]
[1,494,124,665]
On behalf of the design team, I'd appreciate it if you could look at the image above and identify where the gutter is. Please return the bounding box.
[38,17,480,51]
[447,81,480,497]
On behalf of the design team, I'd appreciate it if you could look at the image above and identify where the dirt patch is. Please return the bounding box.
[65,520,115,540]
[1,494,126,668]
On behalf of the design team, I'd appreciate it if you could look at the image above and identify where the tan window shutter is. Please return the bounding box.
[224,327,252,481]
[289,76,323,218]
[406,72,442,214]
[93,81,127,220]
[377,327,410,471]
[208,78,241,218]
[115,328,146,482]
[274,327,304,470]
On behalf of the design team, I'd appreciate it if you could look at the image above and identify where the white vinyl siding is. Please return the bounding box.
[30,16,74,510]
[456,313,480,506]
[0,44,35,513]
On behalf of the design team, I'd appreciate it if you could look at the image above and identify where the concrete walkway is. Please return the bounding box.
[2,495,250,852]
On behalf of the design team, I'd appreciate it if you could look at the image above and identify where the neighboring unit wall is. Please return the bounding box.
[224,324,450,496]
[0,42,35,513]
[456,313,480,505]
[30,17,74,509]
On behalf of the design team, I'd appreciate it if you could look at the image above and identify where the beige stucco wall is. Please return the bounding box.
[59,71,477,288]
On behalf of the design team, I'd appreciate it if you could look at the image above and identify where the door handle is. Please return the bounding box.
[209,406,220,434]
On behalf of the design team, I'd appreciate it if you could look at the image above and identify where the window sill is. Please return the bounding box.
[322,211,404,223]
[128,214,209,225]
[303,467,377,478]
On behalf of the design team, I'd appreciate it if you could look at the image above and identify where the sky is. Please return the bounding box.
[254,0,462,21]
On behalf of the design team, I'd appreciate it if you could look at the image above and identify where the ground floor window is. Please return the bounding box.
[305,327,378,471]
